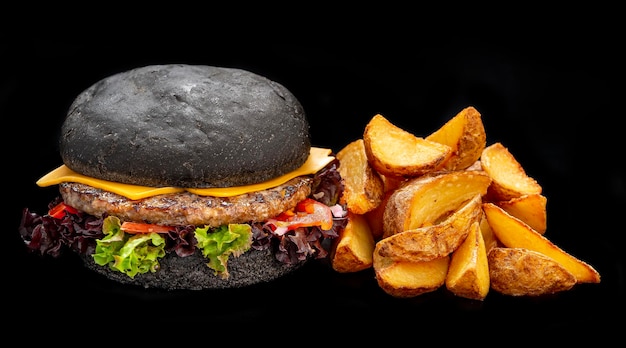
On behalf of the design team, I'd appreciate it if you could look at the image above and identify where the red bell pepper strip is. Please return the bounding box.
[48,202,79,219]
[120,221,174,234]
[267,198,334,235]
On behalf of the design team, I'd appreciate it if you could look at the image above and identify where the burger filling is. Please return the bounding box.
[19,160,347,280]
[58,176,313,227]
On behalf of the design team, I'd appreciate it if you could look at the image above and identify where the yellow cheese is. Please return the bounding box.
[36,166,186,199]
[37,147,335,200]
[187,147,334,197]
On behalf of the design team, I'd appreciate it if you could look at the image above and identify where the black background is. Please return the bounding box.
[4,18,624,342]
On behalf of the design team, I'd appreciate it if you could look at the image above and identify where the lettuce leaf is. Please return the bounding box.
[194,224,252,278]
[92,216,166,278]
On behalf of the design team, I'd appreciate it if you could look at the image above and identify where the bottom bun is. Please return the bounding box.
[81,248,306,290]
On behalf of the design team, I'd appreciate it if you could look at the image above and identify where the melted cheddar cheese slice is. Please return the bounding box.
[37,147,335,200]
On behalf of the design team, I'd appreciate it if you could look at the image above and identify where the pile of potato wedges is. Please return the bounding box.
[329,106,600,300]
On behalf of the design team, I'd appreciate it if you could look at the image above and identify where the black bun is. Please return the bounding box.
[60,64,311,188]
[81,248,306,290]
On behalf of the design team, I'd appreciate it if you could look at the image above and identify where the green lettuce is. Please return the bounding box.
[194,224,253,278]
[92,216,166,278]
[91,217,252,279]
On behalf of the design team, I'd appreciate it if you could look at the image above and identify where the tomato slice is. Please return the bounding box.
[48,202,78,219]
[120,221,174,234]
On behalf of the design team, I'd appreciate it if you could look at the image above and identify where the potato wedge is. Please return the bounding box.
[380,173,407,193]
[483,203,600,283]
[364,191,392,241]
[479,213,499,252]
[330,212,375,273]
[446,221,490,300]
[481,142,542,201]
[376,193,483,262]
[363,114,452,178]
[426,106,487,171]
[496,193,547,234]
[336,138,385,214]
[373,254,450,298]
[488,247,577,296]
[382,170,491,238]
[465,160,483,171]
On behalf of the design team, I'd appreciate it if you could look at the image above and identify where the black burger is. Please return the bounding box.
[19,64,347,290]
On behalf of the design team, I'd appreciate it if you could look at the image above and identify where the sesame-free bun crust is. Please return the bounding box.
[81,248,306,290]
[60,64,311,188]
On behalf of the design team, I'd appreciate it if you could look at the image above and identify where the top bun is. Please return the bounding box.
[59,64,311,188]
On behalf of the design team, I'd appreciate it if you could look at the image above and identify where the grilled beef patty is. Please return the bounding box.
[59,176,313,227]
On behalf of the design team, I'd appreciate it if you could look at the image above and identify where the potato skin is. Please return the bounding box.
[481,142,542,201]
[496,193,547,234]
[382,175,439,236]
[330,212,375,273]
[382,171,491,238]
[426,106,486,171]
[445,221,490,301]
[488,247,576,296]
[363,114,451,177]
[376,194,483,262]
[483,202,601,284]
[336,139,385,215]
[373,254,450,298]
[364,192,392,241]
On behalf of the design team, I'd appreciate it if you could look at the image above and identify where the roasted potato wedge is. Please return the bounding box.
[363,114,452,178]
[373,254,450,298]
[426,106,487,171]
[479,213,499,252]
[465,160,483,171]
[364,191,392,241]
[331,106,600,299]
[382,170,491,238]
[483,203,600,283]
[488,247,577,296]
[330,212,375,273]
[481,142,542,201]
[376,193,483,262]
[380,173,407,193]
[446,221,490,300]
[496,193,547,234]
[336,138,385,214]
